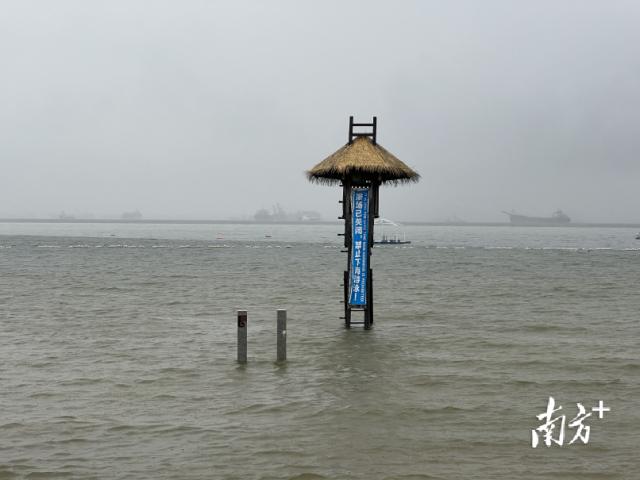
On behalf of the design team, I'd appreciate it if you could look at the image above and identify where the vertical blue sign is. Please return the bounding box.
[349,187,369,306]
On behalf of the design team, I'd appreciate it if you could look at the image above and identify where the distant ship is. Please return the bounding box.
[374,234,411,245]
[502,210,571,226]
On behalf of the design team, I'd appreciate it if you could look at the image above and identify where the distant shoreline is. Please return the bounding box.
[1,218,639,228]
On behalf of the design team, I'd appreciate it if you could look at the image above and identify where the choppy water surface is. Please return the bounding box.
[1,224,639,479]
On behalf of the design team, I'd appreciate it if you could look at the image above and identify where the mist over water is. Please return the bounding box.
[1,224,639,479]
[2,1,640,222]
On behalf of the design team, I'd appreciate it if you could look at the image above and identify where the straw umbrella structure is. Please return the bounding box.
[307,117,419,329]
[307,136,420,186]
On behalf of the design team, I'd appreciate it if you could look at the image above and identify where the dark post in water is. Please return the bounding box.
[306,117,420,330]
[237,310,247,363]
[276,309,287,362]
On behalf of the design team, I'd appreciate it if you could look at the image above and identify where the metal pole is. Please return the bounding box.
[237,310,247,363]
[369,267,374,326]
[369,182,379,327]
[276,309,287,362]
[344,270,351,328]
[364,185,375,330]
[372,116,377,144]
[348,116,354,144]
[344,180,353,328]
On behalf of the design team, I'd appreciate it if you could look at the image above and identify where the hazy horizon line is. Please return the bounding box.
[2,217,640,229]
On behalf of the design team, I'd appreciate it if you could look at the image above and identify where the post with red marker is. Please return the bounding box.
[237,310,247,363]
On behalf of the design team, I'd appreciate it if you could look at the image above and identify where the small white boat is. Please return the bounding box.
[635,232,640,240]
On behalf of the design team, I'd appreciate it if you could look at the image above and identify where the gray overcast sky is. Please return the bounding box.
[2,0,639,222]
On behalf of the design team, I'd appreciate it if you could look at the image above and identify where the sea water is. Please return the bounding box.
[1,223,639,479]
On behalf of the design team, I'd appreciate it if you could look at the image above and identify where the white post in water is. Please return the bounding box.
[276,309,287,362]
[237,310,247,363]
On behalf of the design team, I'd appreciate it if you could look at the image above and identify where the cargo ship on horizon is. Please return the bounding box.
[502,210,571,226]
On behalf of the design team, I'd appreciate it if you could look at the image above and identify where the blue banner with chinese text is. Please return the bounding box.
[348,188,369,306]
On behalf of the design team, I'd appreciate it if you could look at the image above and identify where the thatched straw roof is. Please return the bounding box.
[307,137,420,185]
